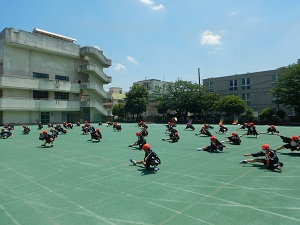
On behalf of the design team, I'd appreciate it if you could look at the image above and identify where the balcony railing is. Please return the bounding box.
[81,100,112,116]
[79,64,112,84]
[0,75,81,93]
[81,83,112,100]
[80,46,112,67]
[0,97,80,111]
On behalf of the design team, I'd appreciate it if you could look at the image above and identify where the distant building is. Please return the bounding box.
[0,27,112,124]
[103,87,126,110]
[202,60,299,118]
[132,79,171,121]
[133,79,170,93]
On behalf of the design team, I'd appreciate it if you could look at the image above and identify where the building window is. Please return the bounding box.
[207,82,213,92]
[55,75,69,81]
[230,80,237,90]
[242,93,251,105]
[242,78,250,89]
[272,74,277,87]
[55,92,69,100]
[33,91,48,99]
[33,72,49,79]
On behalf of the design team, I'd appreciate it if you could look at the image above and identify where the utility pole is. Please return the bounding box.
[198,68,201,86]
[198,68,201,89]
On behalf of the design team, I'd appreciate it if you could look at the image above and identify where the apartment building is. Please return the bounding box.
[202,68,289,117]
[133,79,171,121]
[103,87,126,110]
[0,27,112,125]
[133,79,170,93]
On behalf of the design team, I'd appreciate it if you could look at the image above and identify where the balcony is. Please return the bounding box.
[79,64,112,84]
[81,100,112,116]
[0,97,80,111]
[0,75,81,93]
[80,46,112,67]
[81,82,112,100]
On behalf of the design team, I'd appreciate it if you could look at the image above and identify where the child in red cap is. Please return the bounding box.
[197,135,226,152]
[130,144,161,171]
[240,144,283,172]
[223,132,241,145]
[128,132,146,149]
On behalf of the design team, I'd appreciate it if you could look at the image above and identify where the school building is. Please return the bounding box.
[0,27,112,125]
[202,59,300,118]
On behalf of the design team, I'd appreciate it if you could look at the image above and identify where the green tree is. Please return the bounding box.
[112,103,125,120]
[202,92,221,115]
[124,85,149,119]
[259,108,276,122]
[272,63,300,115]
[214,95,247,118]
[242,107,254,122]
[151,79,199,118]
[150,86,172,116]
[165,79,202,118]
[276,109,286,120]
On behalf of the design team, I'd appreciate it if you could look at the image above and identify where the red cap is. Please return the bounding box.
[142,144,150,150]
[291,135,299,141]
[210,136,216,141]
[261,144,270,150]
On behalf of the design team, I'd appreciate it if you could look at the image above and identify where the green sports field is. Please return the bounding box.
[1,123,300,225]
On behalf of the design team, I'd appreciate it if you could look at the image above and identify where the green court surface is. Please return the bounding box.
[1,123,300,225]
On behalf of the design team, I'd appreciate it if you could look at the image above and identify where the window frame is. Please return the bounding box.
[230,79,238,91]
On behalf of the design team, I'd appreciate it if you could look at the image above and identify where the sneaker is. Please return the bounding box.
[41,144,46,147]
[128,144,132,147]
[221,141,225,143]
[239,160,247,164]
[196,148,203,151]
[87,139,91,141]
[275,167,282,172]
[130,159,136,165]
[153,166,159,172]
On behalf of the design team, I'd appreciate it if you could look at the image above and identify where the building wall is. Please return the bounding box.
[203,69,281,116]
[133,79,170,93]
[0,27,112,125]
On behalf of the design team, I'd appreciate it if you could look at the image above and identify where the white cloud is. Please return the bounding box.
[139,0,154,5]
[138,0,164,11]
[127,56,139,65]
[112,63,127,71]
[151,4,164,11]
[200,30,222,45]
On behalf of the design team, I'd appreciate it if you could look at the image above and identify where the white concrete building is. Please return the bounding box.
[0,27,112,125]
[133,79,170,94]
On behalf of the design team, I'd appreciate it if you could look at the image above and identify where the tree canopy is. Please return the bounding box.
[124,84,149,117]
[112,103,125,119]
[214,95,247,117]
[272,63,300,114]
[151,79,204,117]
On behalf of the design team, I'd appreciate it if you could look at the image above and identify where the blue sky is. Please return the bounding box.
[1,0,300,92]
